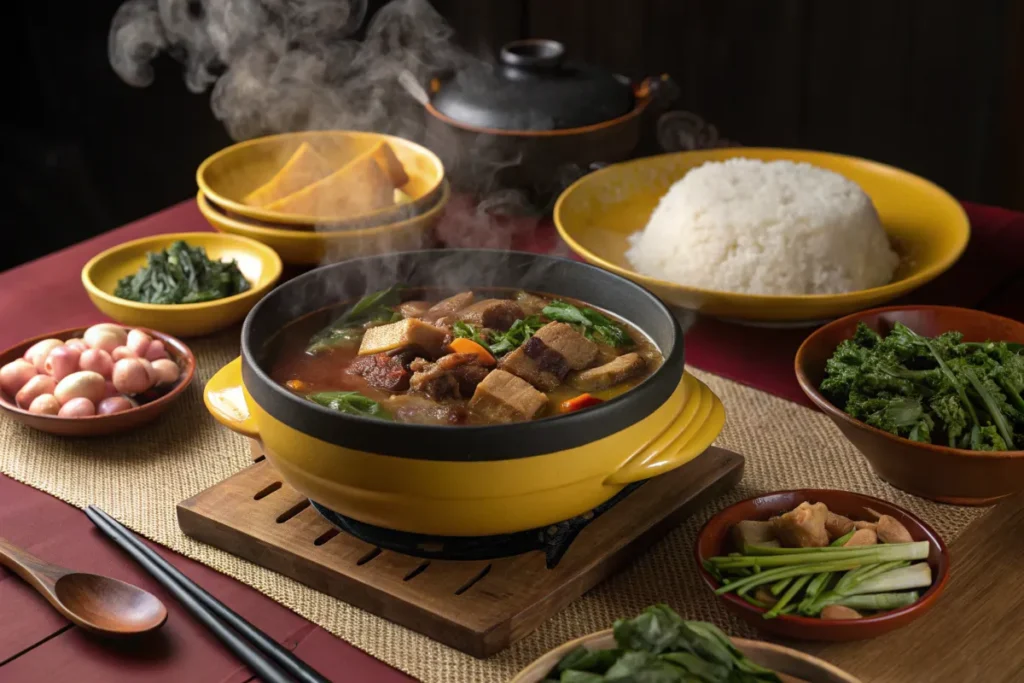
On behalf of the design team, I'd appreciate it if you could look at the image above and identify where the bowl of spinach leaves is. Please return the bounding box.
[82,232,283,337]
[511,604,861,683]
[796,305,1024,505]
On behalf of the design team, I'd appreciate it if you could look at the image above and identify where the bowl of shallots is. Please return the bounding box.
[0,323,195,436]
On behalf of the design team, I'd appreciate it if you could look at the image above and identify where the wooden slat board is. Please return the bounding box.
[177,447,744,657]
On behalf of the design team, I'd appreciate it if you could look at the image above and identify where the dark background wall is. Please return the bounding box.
[4,0,1022,272]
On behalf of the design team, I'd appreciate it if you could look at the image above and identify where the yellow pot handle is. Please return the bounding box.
[603,376,726,486]
[204,357,260,440]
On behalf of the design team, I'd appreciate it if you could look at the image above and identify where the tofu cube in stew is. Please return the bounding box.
[531,322,599,370]
[568,353,647,392]
[469,369,548,423]
[422,292,475,323]
[358,318,449,358]
[455,299,525,331]
[499,346,562,391]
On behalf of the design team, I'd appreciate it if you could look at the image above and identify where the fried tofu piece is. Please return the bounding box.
[500,346,562,391]
[468,369,547,423]
[825,512,856,540]
[772,501,829,548]
[358,318,448,358]
[243,142,335,207]
[371,141,410,187]
[531,322,599,370]
[568,353,646,392]
[266,142,396,218]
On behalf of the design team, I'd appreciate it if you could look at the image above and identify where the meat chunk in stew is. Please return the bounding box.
[358,318,448,358]
[514,291,550,316]
[398,300,431,319]
[346,353,411,392]
[456,299,524,331]
[500,322,600,391]
[409,353,489,400]
[530,322,599,370]
[499,346,562,391]
[422,292,475,323]
[568,353,647,392]
[468,369,548,423]
[386,394,466,425]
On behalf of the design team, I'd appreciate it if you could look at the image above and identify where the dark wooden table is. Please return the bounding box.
[1,198,1022,682]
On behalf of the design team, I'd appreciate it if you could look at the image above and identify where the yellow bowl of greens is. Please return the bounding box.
[82,232,283,337]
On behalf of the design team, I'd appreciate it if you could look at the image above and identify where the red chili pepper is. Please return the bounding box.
[560,393,603,413]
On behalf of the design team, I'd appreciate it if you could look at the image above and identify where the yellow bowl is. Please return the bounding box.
[196,130,445,227]
[197,181,449,266]
[554,148,970,324]
[82,232,283,337]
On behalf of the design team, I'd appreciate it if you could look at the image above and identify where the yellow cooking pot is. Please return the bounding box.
[204,250,726,537]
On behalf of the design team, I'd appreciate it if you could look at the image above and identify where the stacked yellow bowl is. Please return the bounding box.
[197,131,449,266]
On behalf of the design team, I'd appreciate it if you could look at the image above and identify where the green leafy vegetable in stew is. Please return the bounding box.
[542,301,634,348]
[486,316,547,356]
[452,321,488,347]
[543,604,780,682]
[454,317,548,358]
[820,322,1024,450]
[306,286,404,355]
[306,391,392,420]
[113,240,251,304]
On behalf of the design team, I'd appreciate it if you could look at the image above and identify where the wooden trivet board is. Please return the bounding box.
[177,446,744,657]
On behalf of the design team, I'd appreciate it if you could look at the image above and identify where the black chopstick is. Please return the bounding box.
[85,506,330,683]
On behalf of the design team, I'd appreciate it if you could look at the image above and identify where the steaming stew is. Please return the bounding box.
[269,287,662,425]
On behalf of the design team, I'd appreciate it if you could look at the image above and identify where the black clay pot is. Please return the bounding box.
[414,40,677,203]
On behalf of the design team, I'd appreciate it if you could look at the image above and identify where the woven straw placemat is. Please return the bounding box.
[0,328,986,682]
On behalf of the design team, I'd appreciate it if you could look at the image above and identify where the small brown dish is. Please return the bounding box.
[695,489,949,641]
[795,305,1024,505]
[511,628,862,682]
[0,325,196,437]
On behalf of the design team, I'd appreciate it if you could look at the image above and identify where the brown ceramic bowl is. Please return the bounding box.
[695,489,950,641]
[795,305,1024,505]
[0,325,196,436]
[511,628,862,682]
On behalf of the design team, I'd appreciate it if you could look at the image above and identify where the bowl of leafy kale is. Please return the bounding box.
[796,305,1024,505]
[510,604,862,682]
[82,232,283,337]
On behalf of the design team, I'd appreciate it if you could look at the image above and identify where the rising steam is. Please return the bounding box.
[109,0,552,263]
[109,0,471,141]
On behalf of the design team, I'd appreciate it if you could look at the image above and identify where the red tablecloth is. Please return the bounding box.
[0,198,1021,682]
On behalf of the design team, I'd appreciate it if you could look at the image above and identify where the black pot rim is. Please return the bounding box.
[240,249,685,461]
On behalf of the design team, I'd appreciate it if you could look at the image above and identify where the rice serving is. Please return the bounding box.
[625,158,899,295]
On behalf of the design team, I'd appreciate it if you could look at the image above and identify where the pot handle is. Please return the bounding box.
[603,375,725,486]
[204,357,260,440]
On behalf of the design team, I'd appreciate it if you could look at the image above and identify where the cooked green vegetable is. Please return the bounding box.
[452,321,488,347]
[114,240,251,304]
[544,605,780,682]
[455,316,547,358]
[306,286,403,355]
[542,300,634,348]
[707,542,932,619]
[820,322,1024,450]
[306,391,392,420]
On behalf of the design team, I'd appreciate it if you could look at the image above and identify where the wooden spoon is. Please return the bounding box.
[0,536,167,635]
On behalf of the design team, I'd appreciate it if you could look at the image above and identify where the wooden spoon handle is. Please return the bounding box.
[0,536,67,594]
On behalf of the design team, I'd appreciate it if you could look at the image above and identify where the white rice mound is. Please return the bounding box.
[625,158,900,296]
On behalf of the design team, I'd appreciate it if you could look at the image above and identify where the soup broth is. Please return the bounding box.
[268,287,663,426]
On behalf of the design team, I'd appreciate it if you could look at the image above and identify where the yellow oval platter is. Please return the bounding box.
[554,148,970,324]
